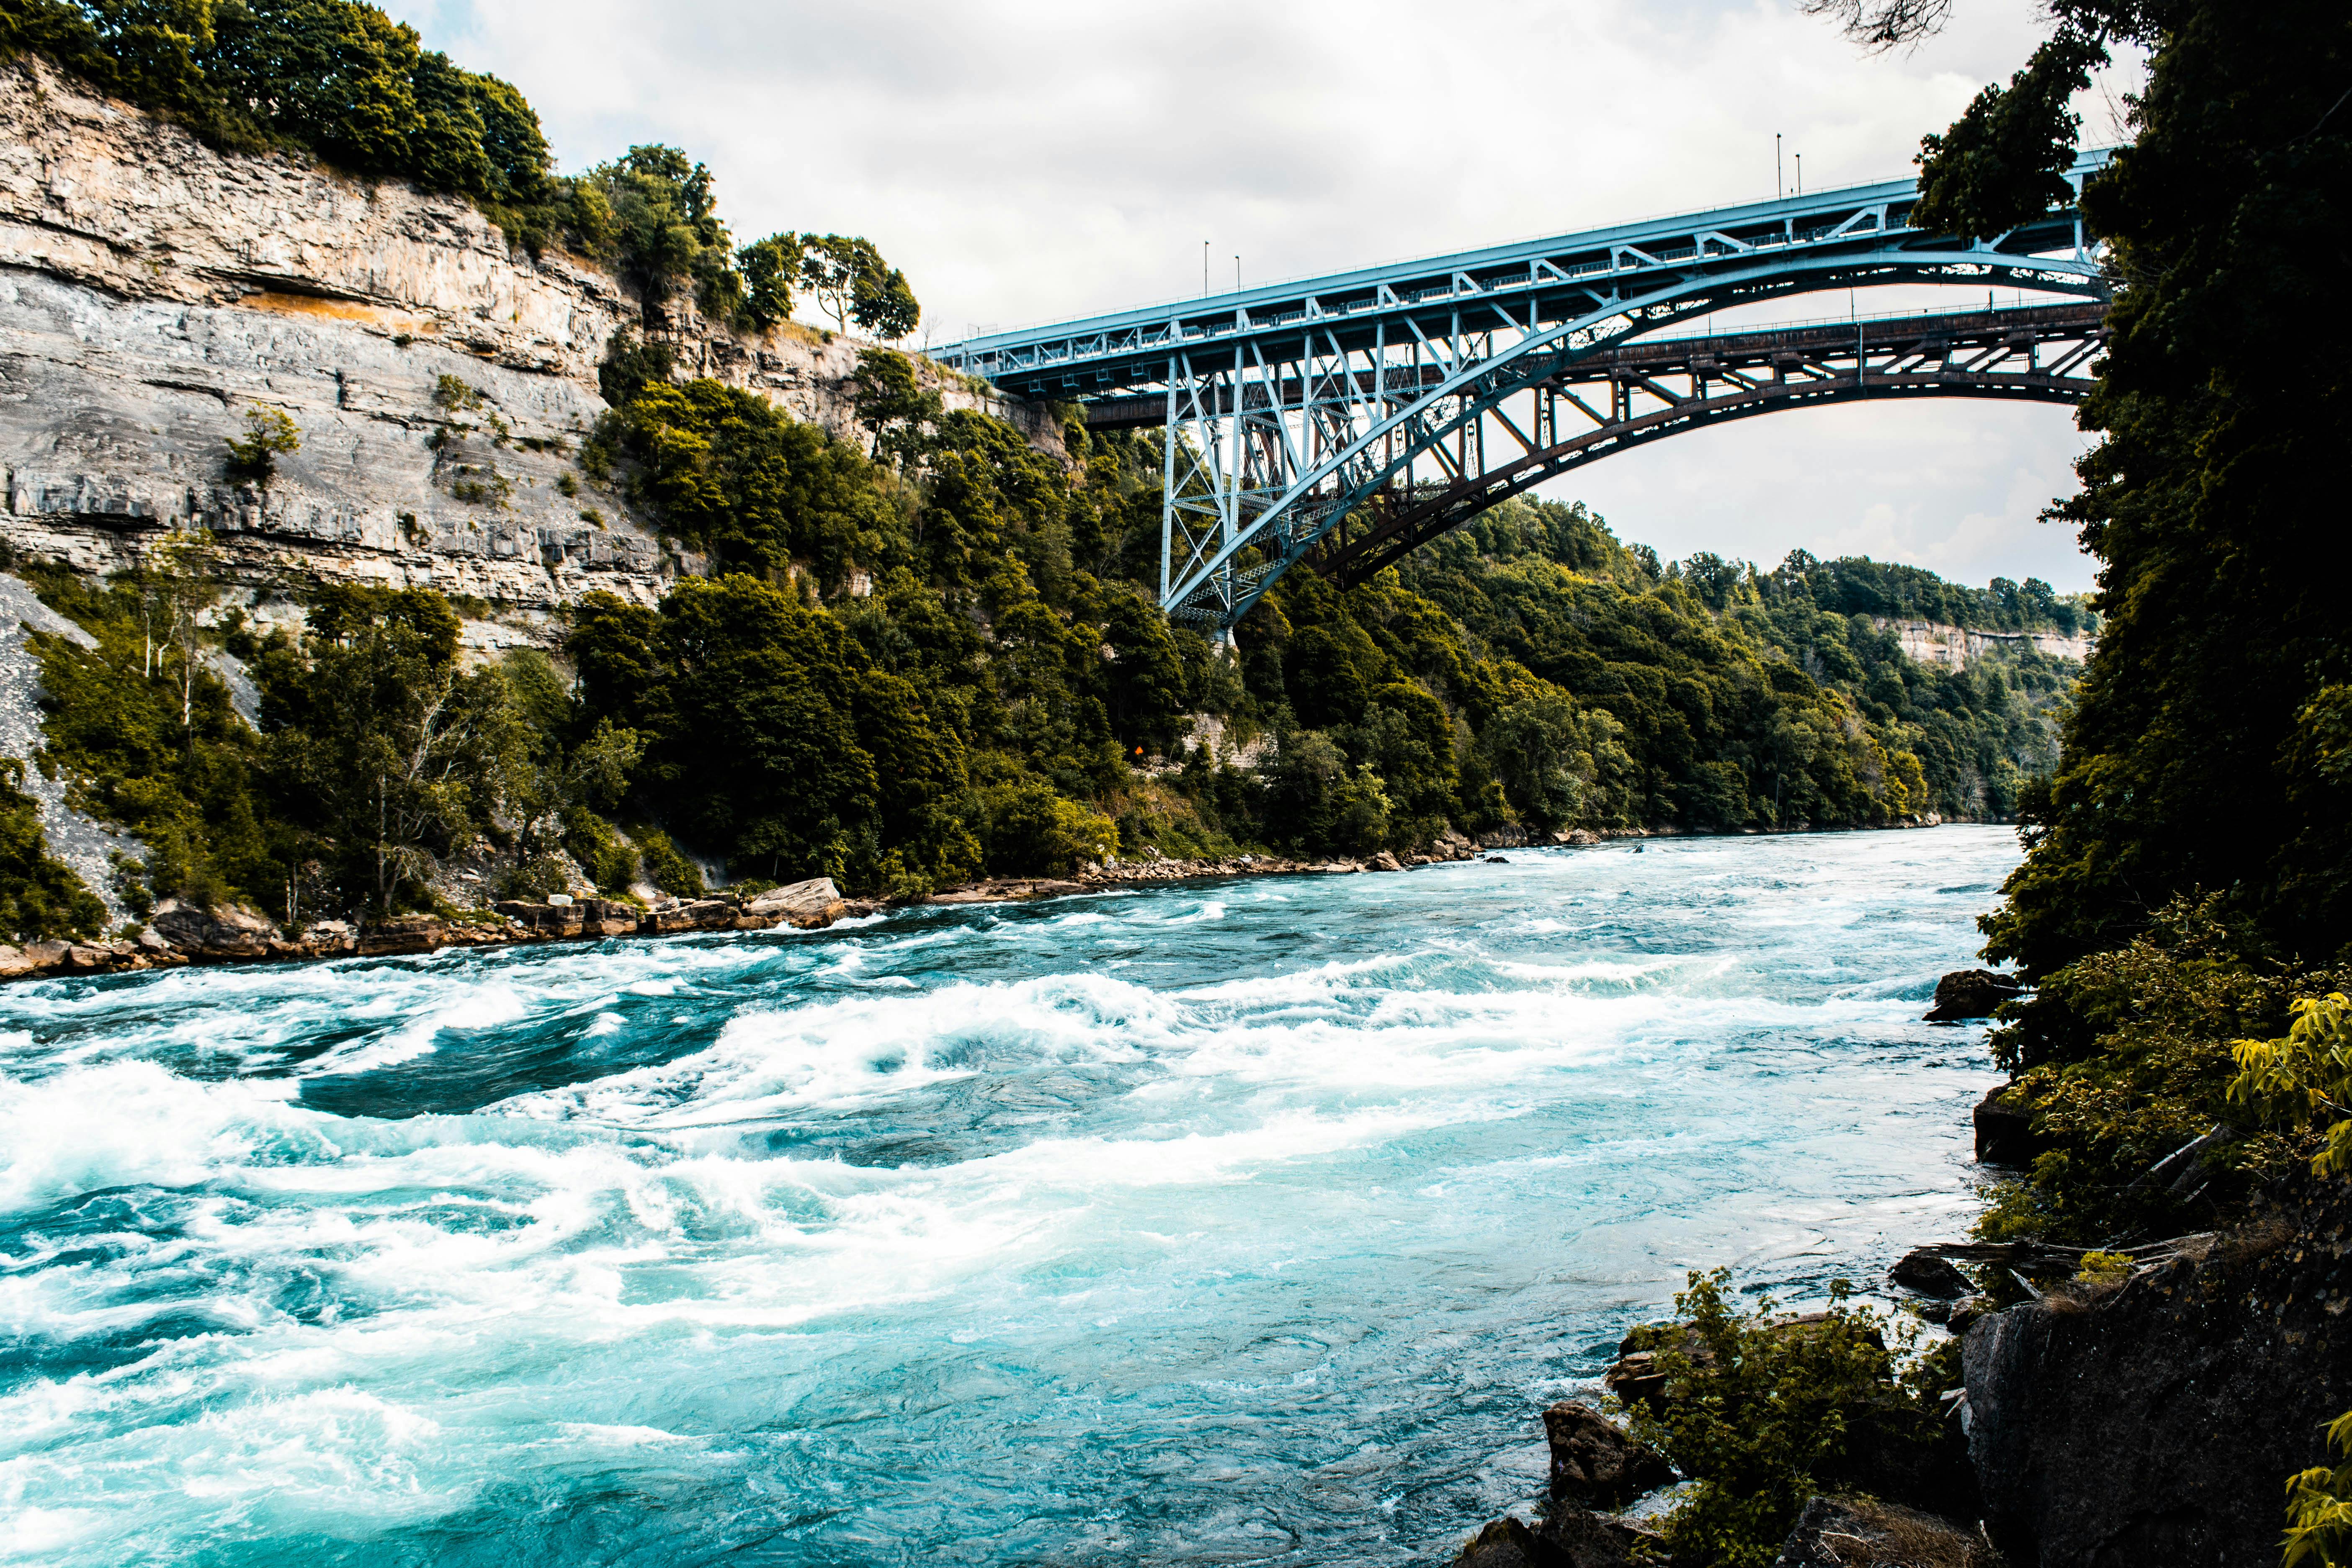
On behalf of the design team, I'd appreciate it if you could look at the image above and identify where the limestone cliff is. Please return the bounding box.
[0,55,1053,624]
[1871,617,2094,670]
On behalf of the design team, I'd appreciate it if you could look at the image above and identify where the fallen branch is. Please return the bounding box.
[1923,1232,2218,1274]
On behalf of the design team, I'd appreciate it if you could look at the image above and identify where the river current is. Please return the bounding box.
[0,827,2017,1565]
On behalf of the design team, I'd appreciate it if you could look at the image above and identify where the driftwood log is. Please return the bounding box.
[1922,1233,2219,1274]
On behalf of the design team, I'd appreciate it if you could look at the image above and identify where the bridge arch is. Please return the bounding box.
[933,151,2113,629]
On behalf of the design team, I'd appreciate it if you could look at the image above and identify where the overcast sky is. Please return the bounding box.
[392,0,2140,593]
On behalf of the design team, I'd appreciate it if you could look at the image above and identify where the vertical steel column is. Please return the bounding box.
[1159,354,1177,604]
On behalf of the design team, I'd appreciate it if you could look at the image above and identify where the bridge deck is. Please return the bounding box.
[1078,301,2107,429]
[933,149,2112,402]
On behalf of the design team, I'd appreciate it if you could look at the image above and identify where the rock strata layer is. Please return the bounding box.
[0,57,1054,616]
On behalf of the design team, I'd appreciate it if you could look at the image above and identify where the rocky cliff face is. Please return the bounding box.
[1870,618,2094,670]
[0,55,1054,625]
[1961,1177,2352,1566]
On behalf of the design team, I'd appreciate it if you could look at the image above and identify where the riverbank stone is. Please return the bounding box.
[1544,1400,1672,1507]
[151,897,276,958]
[1925,968,2021,1022]
[1973,1086,2048,1166]
[1891,1249,1976,1299]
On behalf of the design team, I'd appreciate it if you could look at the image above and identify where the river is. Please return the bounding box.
[0,826,2017,1565]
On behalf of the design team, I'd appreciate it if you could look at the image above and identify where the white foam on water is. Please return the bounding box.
[0,1060,322,1214]
[301,982,532,1076]
[0,826,2029,1564]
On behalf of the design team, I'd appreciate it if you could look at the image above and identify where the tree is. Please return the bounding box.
[848,347,940,465]
[579,144,740,320]
[799,233,921,339]
[146,529,222,733]
[256,586,521,919]
[1971,0,2352,976]
[737,232,797,330]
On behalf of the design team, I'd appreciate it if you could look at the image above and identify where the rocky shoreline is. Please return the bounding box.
[0,819,1958,983]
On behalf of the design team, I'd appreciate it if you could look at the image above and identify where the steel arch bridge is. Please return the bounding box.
[931,149,2112,630]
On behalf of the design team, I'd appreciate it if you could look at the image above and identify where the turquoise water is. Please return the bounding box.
[0,828,2015,1565]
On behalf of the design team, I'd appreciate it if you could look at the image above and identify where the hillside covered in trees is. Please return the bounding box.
[2,364,2088,935]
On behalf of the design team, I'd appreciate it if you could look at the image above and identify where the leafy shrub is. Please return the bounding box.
[631,826,703,896]
[223,406,300,483]
[2231,994,2352,1177]
[1620,1270,1960,1568]
[0,759,106,942]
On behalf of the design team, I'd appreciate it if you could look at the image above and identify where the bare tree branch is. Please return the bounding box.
[1799,0,1955,50]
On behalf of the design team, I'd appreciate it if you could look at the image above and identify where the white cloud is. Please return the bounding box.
[391,0,2138,592]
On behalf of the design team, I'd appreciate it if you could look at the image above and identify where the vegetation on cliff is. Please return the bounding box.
[0,0,920,338]
[1926,0,2352,1237]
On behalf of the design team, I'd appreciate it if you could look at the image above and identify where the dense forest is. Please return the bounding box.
[0,405,2091,935]
[1826,0,2346,1562]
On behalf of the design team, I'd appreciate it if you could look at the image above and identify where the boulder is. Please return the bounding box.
[583,899,639,936]
[1772,1496,2000,1568]
[1973,1085,2048,1166]
[1925,968,2021,1022]
[358,915,444,956]
[1368,850,1403,872]
[0,943,41,978]
[1602,1351,1667,1409]
[746,877,847,928]
[1891,1249,1976,1299]
[1453,1519,1550,1568]
[150,897,276,958]
[1543,1399,1672,1507]
[1961,1175,2352,1566]
[1605,1321,1711,1410]
[495,899,586,936]
[1451,1510,1645,1568]
[1944,1296,1994,1334]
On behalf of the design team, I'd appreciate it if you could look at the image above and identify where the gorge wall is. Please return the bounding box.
[1872,617,2094,670]
[0,55,1056,637]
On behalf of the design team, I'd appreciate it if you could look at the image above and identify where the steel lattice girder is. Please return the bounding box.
[1314,299,2107,584]
[931,149,2113,628]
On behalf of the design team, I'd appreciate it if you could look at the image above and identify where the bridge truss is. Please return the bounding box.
[933,150,2112,630]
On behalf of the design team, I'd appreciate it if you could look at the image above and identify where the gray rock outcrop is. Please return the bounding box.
[1542,1400,1672,1509]
[1960,1176,2352,1565]
[0,55,1059,617]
